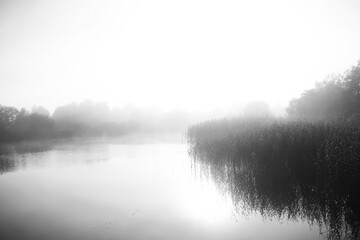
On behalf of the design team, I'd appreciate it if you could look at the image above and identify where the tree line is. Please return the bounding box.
[0,100,211,143]
[0,103,139,143]
[287,61,360,118]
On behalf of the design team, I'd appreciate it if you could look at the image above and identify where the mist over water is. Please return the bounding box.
[0,140,325,240]
[1,0,360,239]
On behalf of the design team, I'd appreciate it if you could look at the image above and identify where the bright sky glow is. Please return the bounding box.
[1,0,360,113]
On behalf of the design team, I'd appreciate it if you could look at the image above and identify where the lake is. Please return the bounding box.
[0,139,326,240]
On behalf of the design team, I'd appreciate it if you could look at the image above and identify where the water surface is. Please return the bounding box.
[0,140,324,240]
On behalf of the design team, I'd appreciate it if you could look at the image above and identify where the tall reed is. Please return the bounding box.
[188,116,360,240]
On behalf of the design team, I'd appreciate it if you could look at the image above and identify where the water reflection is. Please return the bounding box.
[189,145,360,240]
[0,141,109,174]
[0,142,328,240]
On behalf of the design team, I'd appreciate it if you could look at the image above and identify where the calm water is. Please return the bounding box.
[0,140,324,240]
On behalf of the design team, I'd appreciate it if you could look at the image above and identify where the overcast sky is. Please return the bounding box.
[1,0,360,113]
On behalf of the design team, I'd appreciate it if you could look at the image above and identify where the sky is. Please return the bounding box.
[1,0,360,114]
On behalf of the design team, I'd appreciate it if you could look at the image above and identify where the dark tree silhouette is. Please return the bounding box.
[0,105,20,142]
[12,112,56,140]
[343,61,360,114]
[0,105,19,129]
[287,61,360,118]
[287,79,345,117]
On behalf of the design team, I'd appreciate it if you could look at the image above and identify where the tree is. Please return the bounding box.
[343,61,360,114]
[0,105,20,142]
[12,113,55,140]
[286,61,360,118]
[286,78,345,117]
[0,105,19,130]
[52,100,111,126]
[31,106,50,117]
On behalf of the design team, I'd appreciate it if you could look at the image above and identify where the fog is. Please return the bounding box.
[51,100,223,134]
[0,99,281,143]
[1,0,360,114]
[2,1,360,240]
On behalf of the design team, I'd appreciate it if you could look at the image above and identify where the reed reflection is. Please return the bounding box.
[188,144,360,240]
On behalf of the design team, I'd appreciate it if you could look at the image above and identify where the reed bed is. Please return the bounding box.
[187,116,360,240]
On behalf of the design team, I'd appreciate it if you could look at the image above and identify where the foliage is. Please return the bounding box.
[31,105,50,117]
[0,105,56,142]
[287,61,360,117]
[0,105,19,130]
[0,105,20,142]
[0,103,141,143]
[52,100,112,126]
[12,112,56,140]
